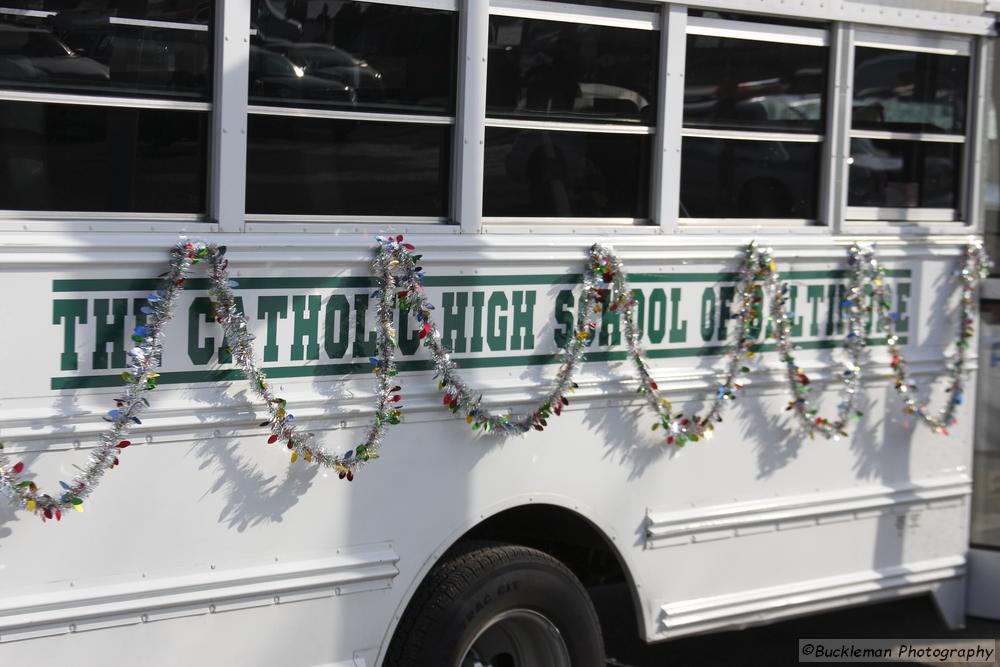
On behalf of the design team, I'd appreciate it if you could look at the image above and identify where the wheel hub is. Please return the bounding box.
[459,609,572,667]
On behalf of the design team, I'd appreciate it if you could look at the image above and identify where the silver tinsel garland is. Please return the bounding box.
[615,242,872,444]
[0,237,991,521]
[867,242,992,434]
[0,241,372,522]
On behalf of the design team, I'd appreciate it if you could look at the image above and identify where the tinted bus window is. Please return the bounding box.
[684,34,826,133]
[487,15,658,124]
[853,47,968,134]
[0,3,211,100]
[0,100,207,212]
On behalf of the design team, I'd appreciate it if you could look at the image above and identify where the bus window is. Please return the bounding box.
[678,14,828,222]
[482,3,658,221]
[846,36,970,222]
[0,1,211,214]
[245,1,457,221]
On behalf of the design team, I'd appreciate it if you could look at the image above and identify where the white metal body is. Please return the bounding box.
[0,231,980,665]
[0,0,994,665]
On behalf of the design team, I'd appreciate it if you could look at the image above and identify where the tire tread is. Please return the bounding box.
[384,542,603,666]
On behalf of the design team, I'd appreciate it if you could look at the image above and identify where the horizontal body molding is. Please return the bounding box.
[0,543,398,643]
[646,475,972,548]
[656,555,966,638]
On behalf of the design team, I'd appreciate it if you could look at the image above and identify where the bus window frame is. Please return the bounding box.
[0,6,215,225]
[243,0,460,226]
[675,13,832,231]
[478,0,662,227]
[0,2,991,238]
[839,26,984,235]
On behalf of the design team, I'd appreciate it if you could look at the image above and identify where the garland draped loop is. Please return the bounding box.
[868,243,992,434]
[0,236,991,522]
[620,242,874,445]
[0,241,376,521]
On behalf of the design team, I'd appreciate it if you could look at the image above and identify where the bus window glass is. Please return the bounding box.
[246,114,450,217]
[852,47,968,134]
[486,15,658,124]
[249,0,456,115]
[679,17,828,222]
[0,1,209,23]
[847,138,960,210]
[483,4,659,221]
[679,137,820,218]
[684,35,826,133]
[0,2,211,100]
[0,100,206,212]
[0,2,211,215]
[482,127,651,218]
[846,38,970,221]
[246,1,456,220]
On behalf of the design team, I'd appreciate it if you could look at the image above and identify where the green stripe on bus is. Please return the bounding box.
[51,269,910,293]
[49,336,905,390]
[51,275,578,292]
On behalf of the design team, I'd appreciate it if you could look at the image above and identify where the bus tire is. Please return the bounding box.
[384,542,605,667]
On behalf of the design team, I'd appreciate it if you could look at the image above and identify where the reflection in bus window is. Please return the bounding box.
[249,0,456,114]
[486,15,658,124]
[684,35,826,133]
[852,48,968,134]
[0,3,210,99]
[848,139,960,210]
[846,43,969,219]
[483,6,658,220]
[249,44,355,106]
[679,24,828,221]
[245,1,456,219]
[0,2,211,215]
[0,1,209,23]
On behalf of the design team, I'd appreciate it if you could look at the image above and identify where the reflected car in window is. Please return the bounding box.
[684,35,827,133]
[0,24,109,88]
[30,11,213,99]
[853,48,967,134]
[268,42,384,104]
[249,44,355,105]
[683,66,824,132]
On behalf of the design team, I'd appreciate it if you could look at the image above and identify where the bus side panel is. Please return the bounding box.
[0,238,973,664]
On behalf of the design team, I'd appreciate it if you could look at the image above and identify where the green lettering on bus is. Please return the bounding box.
[257,295,288,363]
[52,299,88,371]
[291,294,322,361]
[92,298,127,370]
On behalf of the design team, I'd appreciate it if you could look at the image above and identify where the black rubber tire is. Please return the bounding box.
[384,542,606,667]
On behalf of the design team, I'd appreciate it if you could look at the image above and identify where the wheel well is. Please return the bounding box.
[459,504,630,589]
[384,503,646,660]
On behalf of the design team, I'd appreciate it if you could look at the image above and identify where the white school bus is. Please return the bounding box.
[1,1,998,666]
